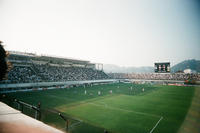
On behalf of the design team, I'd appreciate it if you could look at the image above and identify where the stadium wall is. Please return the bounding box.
[0,79,118,93]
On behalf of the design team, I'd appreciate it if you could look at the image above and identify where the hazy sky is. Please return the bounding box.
[0,0,200,67]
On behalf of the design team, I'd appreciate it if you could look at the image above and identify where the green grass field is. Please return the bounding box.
[3,83,195,133]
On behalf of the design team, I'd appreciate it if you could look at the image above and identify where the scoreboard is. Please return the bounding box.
[154,62,170,73]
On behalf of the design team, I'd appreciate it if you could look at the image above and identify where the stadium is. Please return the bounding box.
[0,51,200,133]
[0,1,200,133]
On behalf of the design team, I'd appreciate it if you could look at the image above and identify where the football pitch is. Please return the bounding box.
[4,83,195,133]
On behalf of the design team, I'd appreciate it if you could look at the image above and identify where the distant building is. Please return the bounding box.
[184,69,196,74]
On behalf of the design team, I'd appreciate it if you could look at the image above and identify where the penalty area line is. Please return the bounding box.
[89,102,160,118]
[149,116,163,133]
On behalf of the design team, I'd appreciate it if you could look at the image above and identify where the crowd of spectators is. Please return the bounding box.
[1,66,42,83]
[109,73,200,81]
[2,65,200,84]
[35,64,109,82]
[0,64,110,83]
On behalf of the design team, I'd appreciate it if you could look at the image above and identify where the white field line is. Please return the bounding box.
[60,120,83,131]
[69,120,83,129]
[99,102,108,108]
[89,102,160,118]
[149,116,163,133]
